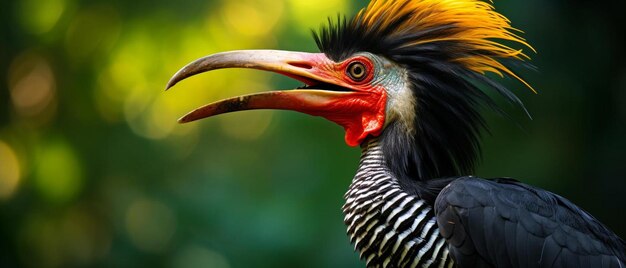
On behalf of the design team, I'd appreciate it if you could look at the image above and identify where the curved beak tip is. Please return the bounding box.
[165,65,196,91]
[177,114,192,124]
[164,77,180,91]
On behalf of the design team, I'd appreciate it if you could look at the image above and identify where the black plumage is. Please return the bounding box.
[436,177,626,267]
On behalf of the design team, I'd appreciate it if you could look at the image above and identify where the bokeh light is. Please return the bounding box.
[34,139,83,203]
[16,0,67,34]
[8,52,57,121]
[0,141,21,200]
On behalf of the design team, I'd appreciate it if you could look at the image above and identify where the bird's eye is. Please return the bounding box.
[347,62,367,82]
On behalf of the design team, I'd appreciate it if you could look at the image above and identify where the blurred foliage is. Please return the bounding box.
[1,0,625,267]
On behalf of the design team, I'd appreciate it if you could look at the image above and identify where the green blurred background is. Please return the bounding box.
[1,0,625,267]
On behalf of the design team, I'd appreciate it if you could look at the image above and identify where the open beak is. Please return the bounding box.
[165,50,385,146]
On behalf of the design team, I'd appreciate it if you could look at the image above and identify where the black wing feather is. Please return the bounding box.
[435,177,626,268]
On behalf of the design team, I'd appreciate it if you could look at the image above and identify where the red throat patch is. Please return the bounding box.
[307,88,387,147]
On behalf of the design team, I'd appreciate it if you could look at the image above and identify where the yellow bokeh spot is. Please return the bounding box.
[125,198,177,252]
[108,39,152,91]
[221,0,284,37]
[97,33,153,124]
[17,0,66,34]
[34,140,83,203]
[0,141,21,200]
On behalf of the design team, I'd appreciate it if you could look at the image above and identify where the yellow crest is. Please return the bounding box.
[356,0,535,91]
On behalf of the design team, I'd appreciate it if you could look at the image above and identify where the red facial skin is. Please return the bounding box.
[298,55,387,146]
[167,50,388,147]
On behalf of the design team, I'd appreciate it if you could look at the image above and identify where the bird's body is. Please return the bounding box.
[166,0,626,266]
[347,138,626,267]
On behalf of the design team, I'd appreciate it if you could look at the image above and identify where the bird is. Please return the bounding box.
[165,0,626,267]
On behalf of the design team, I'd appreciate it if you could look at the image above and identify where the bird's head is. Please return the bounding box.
[166,0,534,181]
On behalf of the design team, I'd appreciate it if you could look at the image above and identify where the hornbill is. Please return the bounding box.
[166,0,626,267]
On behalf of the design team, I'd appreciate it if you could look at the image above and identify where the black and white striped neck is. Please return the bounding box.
[343,139,454,268]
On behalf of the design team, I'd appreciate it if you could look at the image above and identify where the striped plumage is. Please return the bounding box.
[344,139,454,267]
